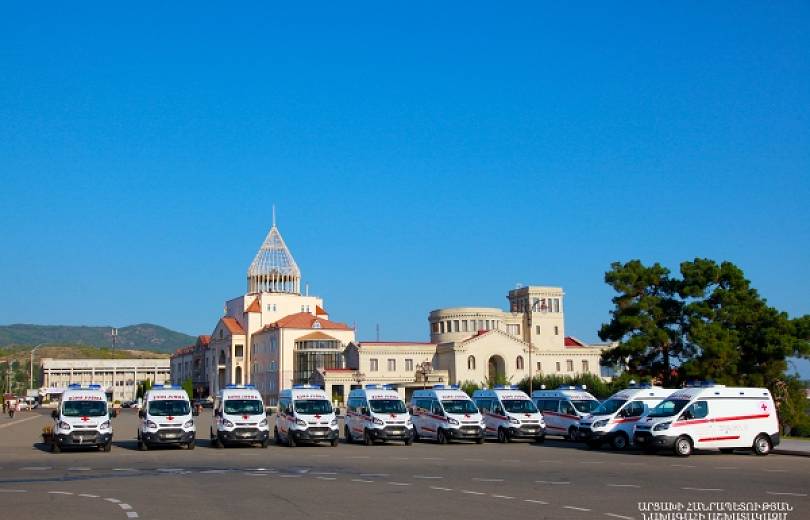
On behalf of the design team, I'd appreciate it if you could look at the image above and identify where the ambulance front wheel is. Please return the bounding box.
[51,440,61,453]
[330,438,338,447]
[102,440,112,452]
[611,432,629,450]
[497,428,510,443]
[674,436,693,457]
[186,441,195,450]
[753,434,772,456]
[344,426,353,444]
[261,437,270,448]
[437,429,449,444]
[363,429,373,446]
[138,440,149,451]
[567,426,578,441]
[404,436,413,446]
[274,427,282,445]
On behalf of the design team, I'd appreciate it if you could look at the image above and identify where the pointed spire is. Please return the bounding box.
[247,219,301,294]
[272,204,276,228]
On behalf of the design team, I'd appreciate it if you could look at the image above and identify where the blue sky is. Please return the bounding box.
[1,3,808,373]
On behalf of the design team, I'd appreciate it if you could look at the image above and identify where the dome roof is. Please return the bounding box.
[247,226,301,294]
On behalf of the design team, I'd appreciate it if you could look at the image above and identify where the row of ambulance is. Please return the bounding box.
[50,382,780,458]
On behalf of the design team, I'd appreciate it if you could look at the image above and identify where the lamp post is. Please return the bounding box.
[30,343,45,390]
[417,361,433,390]
[352,370,365,388]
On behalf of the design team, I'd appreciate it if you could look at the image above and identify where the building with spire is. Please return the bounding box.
[203,221,355,405]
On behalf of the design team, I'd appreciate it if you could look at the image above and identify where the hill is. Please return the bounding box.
[0,323,196,353]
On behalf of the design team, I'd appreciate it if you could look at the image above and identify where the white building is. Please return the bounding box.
[40,358,170,402]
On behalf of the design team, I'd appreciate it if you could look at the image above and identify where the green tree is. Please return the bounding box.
[598,260,685,386]
[459,380,481,396]
[181,378,194,400]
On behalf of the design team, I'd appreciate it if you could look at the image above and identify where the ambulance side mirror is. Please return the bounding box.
[407,407,413,415]
[51,410,58,419]
[138,410,146,419]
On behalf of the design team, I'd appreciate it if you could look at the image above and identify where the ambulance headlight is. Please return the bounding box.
[447,417,459,425]
[100,421,111,430]
[480,419,486,427]
[146,420,158,429]
[372,416,384,426]
[259,418,268,428]
[592,419,609,429]
[222,419,234,428]
[653,421,671,432]
[509,416,520,425]
[295,418,307,427]
[330,417,338,427]
[58,421,71,430]
[183,419,194,428]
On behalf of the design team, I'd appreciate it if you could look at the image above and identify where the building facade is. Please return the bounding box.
[169,335,211,397]
[41,358,170,402]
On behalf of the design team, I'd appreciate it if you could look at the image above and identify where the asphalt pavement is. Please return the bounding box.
[1,409,808,520]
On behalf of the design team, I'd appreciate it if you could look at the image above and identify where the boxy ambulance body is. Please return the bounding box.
[137,385,196,450]
[275,385,339,447]
[410,386,485,444]
[531,386,600,439]
[633,384,779,457]
[51,384,112,453]
[473,386,546,443]
[577,385,675,450]
[345,385,413,445]
[211,385,269,448]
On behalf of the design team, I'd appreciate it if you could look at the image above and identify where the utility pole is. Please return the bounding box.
[30,343,45,390]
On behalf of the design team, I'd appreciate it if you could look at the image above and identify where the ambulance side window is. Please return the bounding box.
[559,401,576,416]
[542,399,560,412]
[415,399,431,413]
[431,401,444,416]
[623,401,645,417]
[347,397,361,413]
[476,399,493,413]
[682,401,709,420]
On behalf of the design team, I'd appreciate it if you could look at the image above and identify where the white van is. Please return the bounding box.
[275,385,338,447]
[473,386,546,443]
[137,385,196,450]
[531,386,600,440]
[633,384,780,457]
[577,384,675,450]
[210,385,269,448]
[345,385,413,445]
[51,384,112,453]
[410,386,485,444]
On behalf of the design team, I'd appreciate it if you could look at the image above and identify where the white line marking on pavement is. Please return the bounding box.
[311,471,337,475]
[671,464,696,468]
[316,477,337,481]
[464,458,485,462]
[0,415,40,429]
[105,498,122,503]
[200,469,229,474]
[246,473,268,477]
[681,487,723,492]
[157,468,184,472]
[414,475,444,479]
[579,461,605,464]
[430,486,454,491]
[607,484,641,488]
[536,480,570,485]
[767,492,807,497]
[491,494,514,499]
[347,456,370,459]
[422,457,444,461]
[619,462,645,466]
[388,482,411,486]
[119,504,132,510]
[524,499,548,505]
[360,473,389,477]
[21,466,52,471]
[564,506,592,512]
[126,513,139,519]
[715,467,737,470]
[113,468,138,472]
[764,469,788,473]
[48,491,74,495]
[68,467,92,471]
[473,478,504,482]
[351,479,374,483]
[278,474,301,478]
[461,490,486,495]
[0,489,27,493]
[78,494,99,498]
[605,514,635,520]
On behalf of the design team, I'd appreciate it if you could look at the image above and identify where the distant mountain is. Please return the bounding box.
[0,323,196,353]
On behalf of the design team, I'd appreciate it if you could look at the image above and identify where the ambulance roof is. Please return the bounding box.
[349,387,402,400]
[531,388,597,401]
[665,385,771,401]
[281,386,329,399]
[609,386,676,401]
[473,388,531,400]
[145,385,190,401]
[220,387,263,400]
[412,388,471,401]
[61,386,107,401]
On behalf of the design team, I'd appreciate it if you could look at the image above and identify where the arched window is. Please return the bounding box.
[467,355,476,370]
[516,356,524,370]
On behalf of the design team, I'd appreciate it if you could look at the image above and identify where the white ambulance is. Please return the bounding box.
[210,385,269,448]
[577,384,675,450]
[531,386,600,440]
[275,385,339,447]
[137,385,196,450]
[345,385,413,445]
[633,384,780,457]
[410,386,485,444]
[473,386,546,443]
[50,384,112,453]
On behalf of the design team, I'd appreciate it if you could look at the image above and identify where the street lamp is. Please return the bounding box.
[352,370,365,388]
[30,343,45,390]
[416,361,433,390]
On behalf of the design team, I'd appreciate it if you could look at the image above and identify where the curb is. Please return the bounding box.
[774,449,810,458]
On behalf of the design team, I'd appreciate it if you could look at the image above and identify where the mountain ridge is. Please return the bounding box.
[0,323,197,353]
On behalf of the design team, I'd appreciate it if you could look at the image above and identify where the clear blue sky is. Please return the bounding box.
[1,3,808,373]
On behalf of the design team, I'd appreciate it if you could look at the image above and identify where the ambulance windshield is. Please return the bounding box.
[224,399,263,415]
[370,399,407,414]
[442,400,479,414]
[571,399,600,413]
[648,399,690,418]
[502,399,538,414]
[63,401,107,417]
[592,399,626,416]
[295,399,333,415]
[148,400,191,416]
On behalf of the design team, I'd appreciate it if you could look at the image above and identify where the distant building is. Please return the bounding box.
[169,335,211,397]
[40,358,170,402]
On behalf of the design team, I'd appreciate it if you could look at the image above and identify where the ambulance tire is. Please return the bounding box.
[138,440,149,451]
[567,426,578,441]
[344,426,353,444]
[611,432,629,451]
[363,429,373,446]
[274,427,282,445]
[674,436,693,457]
[475,437,484,444]
[261,437,270,448]
[330,438,338,447]
[287,432,296,447]
[753,434,772,456]
[51,440,61,453]
[186,441,195,450]
[212,436,224,449]
[497,428,510,443]
[102,440,112,452]
[404,436,413,446]
[412,427,420,442]
[437,429,449,445]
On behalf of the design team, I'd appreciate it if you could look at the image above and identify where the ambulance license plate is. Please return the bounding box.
[164,433,178,438]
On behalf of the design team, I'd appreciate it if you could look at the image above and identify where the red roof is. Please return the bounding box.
[221,317,246,335]
[259,312,352,332]
[359,341,436,346]
[245,298,261,313]
[171,345,194,358]
[197,335,211,346]
[564,336,586,348]
[315,305,327,316]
